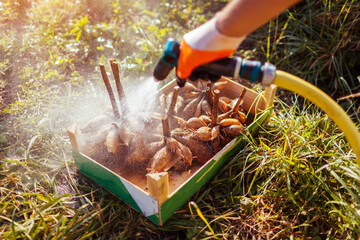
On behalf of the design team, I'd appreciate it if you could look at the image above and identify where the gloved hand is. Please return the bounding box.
[176,16,245,82]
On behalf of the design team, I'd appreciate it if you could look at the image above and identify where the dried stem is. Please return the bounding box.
[162,115,171,138]
[99,63,120,119]
[206,80,213,105]
[211,90,220,127]
[168,86,180,116]
[232,88,247,113]
[110,58,128,115]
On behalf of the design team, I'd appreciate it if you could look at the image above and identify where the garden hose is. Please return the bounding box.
[273,70,360,165]
[154,38,360,164]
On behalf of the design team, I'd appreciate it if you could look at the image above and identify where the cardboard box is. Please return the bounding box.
[67,78,276,225]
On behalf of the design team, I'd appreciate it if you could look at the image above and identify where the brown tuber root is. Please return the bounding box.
[218,100,231,113]
[210,125,220,141]
[222,125,246,137]
[81,114,112,134]
[125,136,164,164]
[166,137,193,165]
[199,115,211,125]
[201,99,212,115]
[148,146,174,173]
[192,126,212,141]
[182,82,201,93]
[182,96,201,120]
[104,123,120,154]
[173,116,207,130]
[148,116,194,173]
[219,96,232,105]
[171,129,214,164]
[219,118,242,127]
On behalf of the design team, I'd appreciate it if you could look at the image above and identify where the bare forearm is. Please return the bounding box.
[216,0,302,37]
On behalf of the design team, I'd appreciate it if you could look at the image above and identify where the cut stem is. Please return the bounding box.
[211,90,220,127]
[232,88,247,114]
[168,86,180,116]
[162,115,171,138]
[99,63,120,119]
[206,80,213,105]
[110,58,128,115]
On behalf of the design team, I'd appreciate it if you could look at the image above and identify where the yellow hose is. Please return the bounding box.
[273,70,360,165]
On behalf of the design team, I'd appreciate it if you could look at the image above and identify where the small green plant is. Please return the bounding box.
[70,16,89,42]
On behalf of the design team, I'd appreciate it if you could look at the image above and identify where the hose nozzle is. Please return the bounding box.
[153,38,276,86]
[153,38,179,81]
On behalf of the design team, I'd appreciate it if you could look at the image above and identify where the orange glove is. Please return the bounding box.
[176,16,245,80]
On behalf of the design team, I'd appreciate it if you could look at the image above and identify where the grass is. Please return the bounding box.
[178,97,359,239]
[242,0,360,119]
[1,101,359,239]
[0,0,359,239]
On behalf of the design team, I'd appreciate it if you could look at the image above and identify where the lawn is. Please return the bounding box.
[0,0,359,239]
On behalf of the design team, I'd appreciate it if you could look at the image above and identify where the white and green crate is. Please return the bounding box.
[67,78,277,225]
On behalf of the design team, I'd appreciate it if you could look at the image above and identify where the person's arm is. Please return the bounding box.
[176,0,302,81]
[217,0,301,37]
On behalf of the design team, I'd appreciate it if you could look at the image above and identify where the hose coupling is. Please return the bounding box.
[261,62,276,86]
